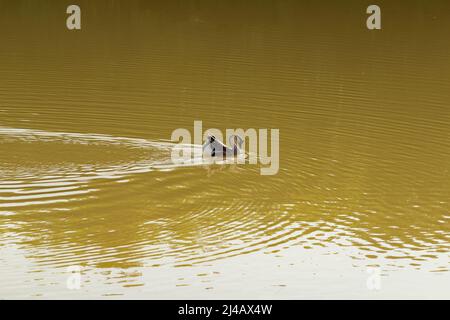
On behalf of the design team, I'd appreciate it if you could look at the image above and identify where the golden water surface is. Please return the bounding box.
[0,0,449,298]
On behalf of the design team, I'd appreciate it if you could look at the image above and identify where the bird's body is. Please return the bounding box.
[202,135,243,158]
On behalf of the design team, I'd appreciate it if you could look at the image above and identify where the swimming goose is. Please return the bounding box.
[202,135,243,158]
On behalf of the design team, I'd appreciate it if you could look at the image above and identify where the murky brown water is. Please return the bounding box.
[0,0,449,298]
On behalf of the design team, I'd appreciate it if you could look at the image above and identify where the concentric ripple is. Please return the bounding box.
[0,126,248,214]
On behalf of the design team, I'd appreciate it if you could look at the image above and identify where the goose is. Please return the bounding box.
[202,135,244,158]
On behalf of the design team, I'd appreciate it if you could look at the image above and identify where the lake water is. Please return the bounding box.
[0,0,449,298]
